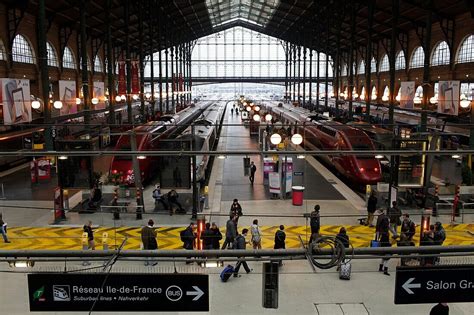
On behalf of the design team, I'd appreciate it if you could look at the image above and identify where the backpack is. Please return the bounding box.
[152,189,160,199]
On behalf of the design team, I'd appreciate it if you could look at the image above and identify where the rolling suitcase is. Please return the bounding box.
[339,261,351,280]
[220,265,235,282]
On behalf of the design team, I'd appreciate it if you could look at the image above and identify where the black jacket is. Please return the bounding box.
[367,196,377,213]
[182,227,196,250]
[310,211,320,233]
[200,228,214,248]
[210,228,222,249]
[234,234,246,249]
[401,219,416,240]
[274,230,286,249]
[336,233,350,248]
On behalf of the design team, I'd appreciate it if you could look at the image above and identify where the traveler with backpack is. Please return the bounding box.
[250,219,262,249]
[274,225,286,266]
[222,216,237,249]
[233,228,252,277]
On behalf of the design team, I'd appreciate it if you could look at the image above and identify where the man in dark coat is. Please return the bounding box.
[274,225,286,266]
[309,205,320,243]
[210,222,222,249]
[141,219,158,266]
[222,216,237,249]
[249,161,257,184]
[233,228,252,277]
[200,223,214,250]
[366,192,377,227]
[181,222,196,264]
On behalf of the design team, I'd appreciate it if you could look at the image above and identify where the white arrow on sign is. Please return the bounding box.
[402,277,421,294]
[186,286,204,301]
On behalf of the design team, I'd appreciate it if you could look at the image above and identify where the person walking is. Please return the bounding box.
[233,228,252,277]
[366,192,377,227]
[388,201,402,239]
[181,222,196,264]
[152,184,168,211]
[210,222,222,249]
[375,209,388,240]
[141,219,158,266]
[400,213,416,242]
[274,225,286,266]
[222,216,237,249]
[0,213,10,243]
[249,161,257,184]
[377,214,391,276]
[309,205,321,243]
[82,220,95,266]
[201,223,214,250]
[250,219,262,249]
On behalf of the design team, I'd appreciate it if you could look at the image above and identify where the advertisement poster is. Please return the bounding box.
[117,60,126,96]
[269,172,280,194]
[438,80,460,116]
[58,80,77,115]
[0,78,31,125]
[53,186,64,221]
[400,81,415,109]
[93,81,105,110]
[131,60,140,94]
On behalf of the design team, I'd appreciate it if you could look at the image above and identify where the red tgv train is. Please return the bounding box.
[110,121,168,184]
[302,120,382,185]
[269,104,382,185]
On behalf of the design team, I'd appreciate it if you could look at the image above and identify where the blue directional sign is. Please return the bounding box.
[395,265,474,304]
[28,273,209,312]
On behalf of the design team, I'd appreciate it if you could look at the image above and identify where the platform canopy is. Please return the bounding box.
[8,0,471,56]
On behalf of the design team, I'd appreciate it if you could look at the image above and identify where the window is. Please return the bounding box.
[0,39,5,60]
[370,57,377,73]
[431,41,450,66]
[410,46,424,69]
[94,55,103,72]
[395,50,406,70]
[358,60,365,74]
[63,46,76,69]
[46,42,58,67]
[341,64,347,76]
[456,35,474,64]
[379,54,389,72]
[12,34,35,64]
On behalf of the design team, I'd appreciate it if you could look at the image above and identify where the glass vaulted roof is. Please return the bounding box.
[206,0,280,27]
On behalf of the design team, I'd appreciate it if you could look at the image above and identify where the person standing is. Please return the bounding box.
[273,225,286,266]
[201,223,214,250]
[233,228,252,277]
[222,216,237,249]
[250,219,262,249]
[309,205,321,243]
[229,199,243,219]
[249,161,257,184]
[336,227,350,248]
[377,214,391,276]
[141,219,158,266]
[434,222,446,245]
[0,213,10,243]
[210,222,222,249]
[388,201,401,239]
[181,222,196,264]
[366,192,377,227]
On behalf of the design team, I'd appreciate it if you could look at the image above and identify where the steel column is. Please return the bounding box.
[365,0,374,122]
[388,0,399,128]
[165,46,169,113]
[347,3,356,118]
[37,0,53,150]
[285,42,289,102]
[309,49,313,108]
[80,1,91,128]
[316,50,320,110]
[297,46,301,104]
[138,1,145,120]
[303,47,307,107]
[124,0,132,124]
[106,0,115,124]
[420,1,433,132]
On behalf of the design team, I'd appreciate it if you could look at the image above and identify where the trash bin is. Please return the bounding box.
[292,186,305,206]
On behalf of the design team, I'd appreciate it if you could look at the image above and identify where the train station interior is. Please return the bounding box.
[0,0,473,314]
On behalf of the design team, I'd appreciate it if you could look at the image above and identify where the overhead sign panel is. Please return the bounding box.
[28,273,209,312]
[395,265,474,304]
